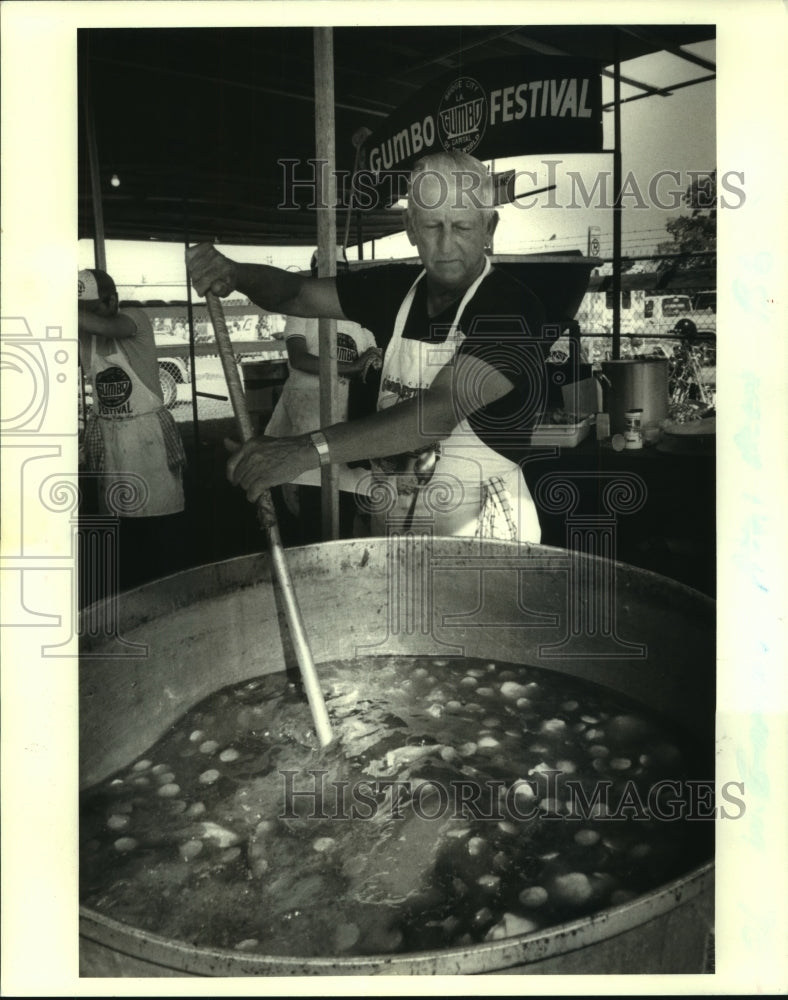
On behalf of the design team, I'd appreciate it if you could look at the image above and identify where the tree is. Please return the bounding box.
[657,171,716,271]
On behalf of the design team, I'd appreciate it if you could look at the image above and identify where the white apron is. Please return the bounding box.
[265,318,377,438]
[265,318,377,499]
[370,259,541,543]
[86,337,184,517]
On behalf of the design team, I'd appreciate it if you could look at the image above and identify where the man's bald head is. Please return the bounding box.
[407,151,496,222]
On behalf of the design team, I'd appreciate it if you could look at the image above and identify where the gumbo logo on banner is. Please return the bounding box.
[364,57,602,177]
[437,77,487,154]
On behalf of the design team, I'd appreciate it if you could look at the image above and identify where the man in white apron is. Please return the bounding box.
[187,152,547,543]
[79,268,186,587]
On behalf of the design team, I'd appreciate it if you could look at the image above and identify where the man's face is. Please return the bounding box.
[405,170,497,293]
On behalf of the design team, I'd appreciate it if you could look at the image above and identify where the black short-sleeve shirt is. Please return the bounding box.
[336,263,549,461]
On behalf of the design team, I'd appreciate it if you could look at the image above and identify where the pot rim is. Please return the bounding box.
[79,861,713,976]
[78,540,715,646]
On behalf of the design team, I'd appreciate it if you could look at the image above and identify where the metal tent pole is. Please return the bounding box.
[184,256,200,470]
[612,43,623,361]
[313,27,340,541]
[83,40,107,272]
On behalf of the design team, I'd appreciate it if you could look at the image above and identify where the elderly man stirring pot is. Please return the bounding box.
[187,151,548,542]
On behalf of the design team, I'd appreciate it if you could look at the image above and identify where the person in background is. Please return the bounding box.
[78,268,187,590]
[187,151,548,543]
[263,246,382,537]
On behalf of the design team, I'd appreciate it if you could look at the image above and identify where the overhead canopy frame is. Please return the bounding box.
[78,24,715,248]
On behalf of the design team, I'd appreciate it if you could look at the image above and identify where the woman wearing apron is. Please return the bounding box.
[79,268,186,588]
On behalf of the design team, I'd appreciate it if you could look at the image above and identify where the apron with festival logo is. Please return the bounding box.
[86,336,185,517]
[371,258,541,543]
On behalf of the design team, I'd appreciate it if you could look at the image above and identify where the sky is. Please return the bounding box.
[77,38,716,292]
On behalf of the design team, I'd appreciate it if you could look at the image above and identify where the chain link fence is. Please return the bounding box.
[78,276,716,440]
[552,283,717,417]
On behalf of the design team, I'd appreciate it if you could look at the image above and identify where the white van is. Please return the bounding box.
[577,290,716,337]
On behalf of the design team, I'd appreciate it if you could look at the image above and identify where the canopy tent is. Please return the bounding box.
[78,24,715,248]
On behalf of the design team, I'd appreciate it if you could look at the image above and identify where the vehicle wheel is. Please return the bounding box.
[159,367,178,409]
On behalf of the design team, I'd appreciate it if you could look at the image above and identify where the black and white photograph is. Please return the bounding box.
[1,2,786,994]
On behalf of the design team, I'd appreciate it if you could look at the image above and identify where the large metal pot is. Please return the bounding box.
[601,358,669,435]
[80,538,714,976]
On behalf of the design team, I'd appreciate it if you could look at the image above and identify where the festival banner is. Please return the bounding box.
[360,55,603,202]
